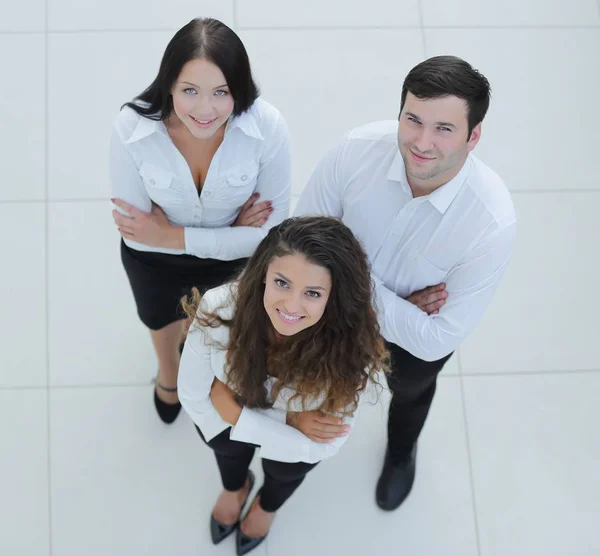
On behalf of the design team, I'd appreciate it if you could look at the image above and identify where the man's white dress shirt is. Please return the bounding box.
[295,121,516,361]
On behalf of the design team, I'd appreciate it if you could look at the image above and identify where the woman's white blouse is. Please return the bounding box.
[109,98,291,260]
[178,284,378,464]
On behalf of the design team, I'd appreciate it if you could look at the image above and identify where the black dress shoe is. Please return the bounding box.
[375,444,417,511]
[153,387,181,424]
[152,345,186,424]
[236,502,268,556]
[236,528,267,556]
[210,471,255,545]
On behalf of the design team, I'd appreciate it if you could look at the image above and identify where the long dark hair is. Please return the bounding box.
[400,55,491,138]
[124,18,259,120]
[183,217,389,417]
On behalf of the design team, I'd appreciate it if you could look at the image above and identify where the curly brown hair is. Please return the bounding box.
[182,216,389,417]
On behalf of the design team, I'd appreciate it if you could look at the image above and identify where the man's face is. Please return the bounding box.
[398,92,481,187]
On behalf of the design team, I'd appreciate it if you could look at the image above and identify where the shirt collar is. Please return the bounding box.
[427,156,472,213]
[125,114,167,144]
[125,107,265,144]
[225,108,264,140]
[387,149,409,186]
[387,149,472,214]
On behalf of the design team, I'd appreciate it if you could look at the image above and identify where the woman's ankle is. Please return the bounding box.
[155,386,179,404]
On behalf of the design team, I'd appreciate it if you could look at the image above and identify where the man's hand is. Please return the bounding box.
[406,283,448,315]
[233,193,273,227]
[111,199,184,249]
[286,410,349,443]
[210,379,242,425]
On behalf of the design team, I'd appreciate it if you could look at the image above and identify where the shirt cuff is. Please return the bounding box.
[229,407,313,462]
[230,406,264,444]
[184,226,218,258]
[187,409,230,443]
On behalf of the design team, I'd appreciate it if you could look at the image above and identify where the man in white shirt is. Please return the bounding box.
[295,56,516,511]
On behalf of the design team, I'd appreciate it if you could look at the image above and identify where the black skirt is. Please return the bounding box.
[120,240,247,330]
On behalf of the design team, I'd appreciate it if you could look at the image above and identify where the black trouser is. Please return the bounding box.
[385,341,453,462]
[195,426,318,512]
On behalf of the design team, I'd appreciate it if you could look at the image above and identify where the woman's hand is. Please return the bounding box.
[233,193,273,227]
[111,199,184,249]
[210,378,243,425]
[286,410,350,443]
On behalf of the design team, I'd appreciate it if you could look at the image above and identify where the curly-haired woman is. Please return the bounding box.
[178,216,389,555]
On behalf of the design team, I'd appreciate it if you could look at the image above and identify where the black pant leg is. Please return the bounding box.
[259,458,319,512]
[195,425,256,491]
[385,341,453,461]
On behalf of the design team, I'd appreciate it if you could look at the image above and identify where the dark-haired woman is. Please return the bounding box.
[109,18,291,424]
[179,216,389,555]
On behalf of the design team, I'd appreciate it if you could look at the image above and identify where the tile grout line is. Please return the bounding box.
[0,386,49,391]
[0,382,153,391]
[212,24,600,31]
[2,25,599,35]
[4,366,600,392]
[44,0,53,553]
[2,188,600,205]
[461,368,600,377]
[0,198,110,204]
[457,350,483,556]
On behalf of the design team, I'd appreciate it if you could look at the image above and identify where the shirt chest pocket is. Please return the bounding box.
[419,234,464,275]
[415,255,449,283]
[139,162,181,205]
[204,163,259,207]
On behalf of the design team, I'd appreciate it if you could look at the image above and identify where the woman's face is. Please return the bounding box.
[170,58,235,139]
[263,253,332,337]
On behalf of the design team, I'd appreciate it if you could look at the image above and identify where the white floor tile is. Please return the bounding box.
[266,377,478,556]
[0,0,44,32]
[237,0,421,28]
[240,29,424,195]
[48,201,155,386]
[460,192,600,373]
[444,352,459,375]
[421,0,600,26]
[463,373,600,556]
[47,31,173,200]
[0,390,49,556]
[0,35,45,202]
[49,386,266,556]
[48,0,233,31]
[425,29,600,191]
[0,204,47,387]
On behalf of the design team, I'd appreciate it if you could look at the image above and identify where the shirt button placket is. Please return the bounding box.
[376,202,417,266]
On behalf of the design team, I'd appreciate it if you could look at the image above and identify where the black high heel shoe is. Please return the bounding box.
[153,380,181,424]
[236,494,270,556]
[210,470,256,545]
[152,343,185,424]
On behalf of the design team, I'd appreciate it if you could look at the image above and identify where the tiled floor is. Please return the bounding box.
[1,1,599,555]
